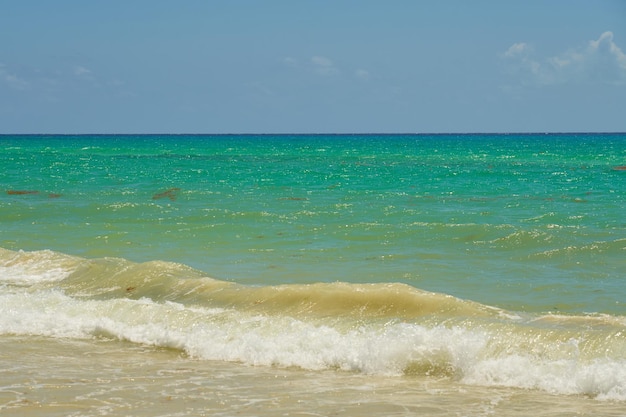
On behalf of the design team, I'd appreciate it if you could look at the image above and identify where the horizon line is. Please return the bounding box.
[2,131,626,136]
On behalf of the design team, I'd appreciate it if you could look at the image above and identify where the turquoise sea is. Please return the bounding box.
[1,133,625,416]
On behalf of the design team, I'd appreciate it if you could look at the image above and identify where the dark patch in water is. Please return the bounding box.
[152,188,181,201]
[7,190,39,195]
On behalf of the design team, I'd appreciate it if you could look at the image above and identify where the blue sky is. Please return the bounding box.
[1,1,625,133]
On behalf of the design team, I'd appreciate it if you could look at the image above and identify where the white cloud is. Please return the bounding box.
[503,31,626,86]
[285,55,369,81]
[504,42,531,59]
[355,69,370,81]
[0,64,30,90]
[311,55,333,67]
[584,31,626,82]
[590,31,626,69]
[0,61,131,101]
[311,55,338,76]
[283,57,298,67]
[74,65,92,76]
[107,78,125,87]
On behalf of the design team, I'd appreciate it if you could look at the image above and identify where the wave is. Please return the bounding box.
[1,247,625,400]
[530,238,626,260]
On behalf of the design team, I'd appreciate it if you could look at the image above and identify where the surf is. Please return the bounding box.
[1,247,625,400]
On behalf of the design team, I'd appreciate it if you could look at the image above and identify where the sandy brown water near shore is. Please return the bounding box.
[1,335,624,417]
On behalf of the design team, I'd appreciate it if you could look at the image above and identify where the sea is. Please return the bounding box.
[0,133,625,416]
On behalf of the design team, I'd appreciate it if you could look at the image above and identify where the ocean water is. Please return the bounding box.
[1,133,625,416]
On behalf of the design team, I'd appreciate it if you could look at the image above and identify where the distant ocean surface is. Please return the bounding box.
[1,133,625,416]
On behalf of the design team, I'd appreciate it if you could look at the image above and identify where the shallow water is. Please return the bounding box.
[1,133,625,415]
[2,336,625,417]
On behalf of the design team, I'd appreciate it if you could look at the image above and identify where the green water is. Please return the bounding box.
[2,134,626,411]
[1,133,624,313]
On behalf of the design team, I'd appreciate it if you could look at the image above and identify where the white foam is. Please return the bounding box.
[1,288,624,401]
[0,249,77,285]
[462,354,626,401]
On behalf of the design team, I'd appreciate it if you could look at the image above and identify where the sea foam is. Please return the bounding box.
[2,247,625,400]
[1,284,625,401]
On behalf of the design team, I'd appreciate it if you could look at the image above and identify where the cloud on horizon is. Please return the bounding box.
[284,55,373,83]
[0,63,31,90]
[503,31,626,86]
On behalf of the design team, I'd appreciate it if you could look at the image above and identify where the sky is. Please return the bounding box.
[1,1,626,134]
